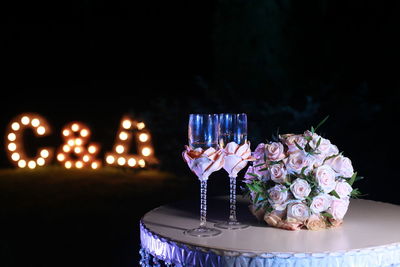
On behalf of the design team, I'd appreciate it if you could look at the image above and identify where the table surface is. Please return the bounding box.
[141,196,400,255]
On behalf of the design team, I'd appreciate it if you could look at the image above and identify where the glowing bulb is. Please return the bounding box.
[137,122,145,130]
[37,126,46,135]
[40,149,49,158]
[128,158,136,167]
[57,153,65,161]
[142,147,151,156]
[18,160,26,168]
[117,157,126,166]
[21,116,30,125]
[11,122,20,131]
[80,129,89,137]
[75,138,83,146]
[139,133,149,142]
[37,157,45,166]
[88,145,97,154]
[11,153,20,161]
[8,133,16,141]
[71,123,79,132]
[116,145,124,154]
[74,147,82,154]
[28,160,36,169]
[31,118,40,127]
[8,143,17,151]
[65,161,72,169]
[63,145,71,153]
[138,159,146,168]
[122,120,132,129]
[67,139,75,146]
[63,129,70,136]
[75,161,83,168]
[91,162,99,169]
[119,132,128,140]
[83,155,90,162]
[106,155,115,164]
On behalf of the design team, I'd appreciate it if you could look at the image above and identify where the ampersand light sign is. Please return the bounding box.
[5,113,54,169]
[4,113,158,169]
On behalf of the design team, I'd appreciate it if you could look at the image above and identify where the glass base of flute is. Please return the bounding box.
[215,176,249,230]
[184,180,222,237]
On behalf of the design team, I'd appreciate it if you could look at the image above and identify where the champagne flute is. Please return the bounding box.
[184,114,222,237]
[215,113,249,230]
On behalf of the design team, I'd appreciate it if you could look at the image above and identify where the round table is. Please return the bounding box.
[139,196,400,267]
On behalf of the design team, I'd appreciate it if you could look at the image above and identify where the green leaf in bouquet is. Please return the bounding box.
[300,166,308,177]
[253,192,260,204]
[294,140,304,151]
[304,135,313,141]
[316,137,322,148]
[347,172,358,186]
[281,187,290,192]
[330,190,341,199]
[311,126,315,134]
[269,161,281,165]
[351,188,364,198]
[259,167,269,171]
[313,115,330,132]
[321,212,333,218]
[247,173,259,178]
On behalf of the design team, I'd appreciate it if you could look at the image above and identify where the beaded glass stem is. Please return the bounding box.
[200,180,207,227]
[229,176,237,222]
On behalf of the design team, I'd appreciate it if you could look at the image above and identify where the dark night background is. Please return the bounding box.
[1,0,400,266]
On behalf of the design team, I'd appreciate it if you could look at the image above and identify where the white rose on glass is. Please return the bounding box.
[267,184,289,211]
[287,201,310,222]
[314,165,336,193]
[310,193,331,213]
[223,142,255,178]
[281,134,307,154]
[290,178,311,200]
[324,155,354,178]
[270,163,288,184]
[285,151,315,174]
[335,180,353,198]
[328,198,350,220]
[265,142,286,161]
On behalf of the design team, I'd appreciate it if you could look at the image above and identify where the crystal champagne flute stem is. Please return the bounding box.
[200,180,207,227]
[228,176,237,222]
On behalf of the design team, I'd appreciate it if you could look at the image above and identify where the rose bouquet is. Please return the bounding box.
[244,118,363,230]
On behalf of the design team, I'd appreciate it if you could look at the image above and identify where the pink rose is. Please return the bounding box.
[287,202,310,222]
[290,178,311,200]
[265,142,286,161]
[267,184,289,211]
[317,138,339,157]
[281,134,307,154]
[269,163,288,183]
[223,142,256,178]
[252,143,266,160]
[244,165,269,183]
[324,155,354,178]
[314,165,336,193]
[310,193,331,213]
[304,130,321,149]
[182,146,224,181]
[285,151,315,174]
[335,180,353,198]
[328,198,350,220]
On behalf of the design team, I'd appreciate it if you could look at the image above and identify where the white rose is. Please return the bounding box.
[270,163,288,183]
[285,151,315,174]
[335,180,353,198]
[290,178,311,200]
[310,194,331,213]
[265,142,286,161]
[282,134,307,154]
[324,155,354,178]
[268,184,289,211]
[314,165,336,193]
[287,202,310,222]
[328,198,349,220]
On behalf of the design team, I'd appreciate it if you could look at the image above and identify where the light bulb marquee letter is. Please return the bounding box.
[105,115,158,168]
[5,113,54,169]
[56,122,101,169]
